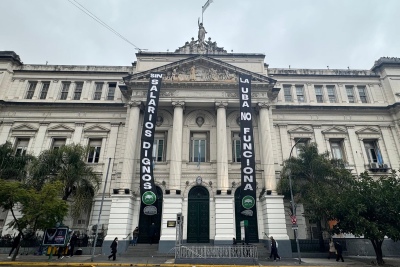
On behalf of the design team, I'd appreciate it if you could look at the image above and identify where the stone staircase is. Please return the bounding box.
[123,244,171,257]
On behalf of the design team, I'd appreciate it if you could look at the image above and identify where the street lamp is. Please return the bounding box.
[288,138,303,264]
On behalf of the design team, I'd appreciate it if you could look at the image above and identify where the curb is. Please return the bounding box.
[0,263,329,267]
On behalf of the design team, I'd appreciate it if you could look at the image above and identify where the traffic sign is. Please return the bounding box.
[292,224,298,230]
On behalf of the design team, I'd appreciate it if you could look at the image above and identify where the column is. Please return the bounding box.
[346,126,365,175]
[216,101,229,190]
[72,122,85,144]
[390,125,400,170]
[278,124,290,161]
[100,122,120,192]
[169,101,184,190]
[380,126,399,168]
[304,83,312,103]
[313,125,326,153]
[120,100,141,189]
[291,85,297,102]
[33,122,49,156]
[257,102,275,191]
[0,122,13,144]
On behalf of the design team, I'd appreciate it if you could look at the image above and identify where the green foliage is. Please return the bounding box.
[0,179,68,232]
[0,142,34,181]
[28,144,100,219]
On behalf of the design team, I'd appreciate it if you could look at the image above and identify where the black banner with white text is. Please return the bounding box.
[139,72,163,212]
[239,74,257,218]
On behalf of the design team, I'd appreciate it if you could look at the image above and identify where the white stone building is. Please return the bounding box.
[0,36,399,255]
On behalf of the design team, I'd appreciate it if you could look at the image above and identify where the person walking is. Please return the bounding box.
[7,233,22,259]
[335,241,344,262]
[108,237,118,261]
[148,223,156,245]
[67,232,78,257]
[328,239,336,259]
[269,236,281,261]
[131,227,139,246]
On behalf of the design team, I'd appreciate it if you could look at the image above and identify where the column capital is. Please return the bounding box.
[111,122,121,127]
[1,121,13,126]
[39,122,50,126]
[277,124,288,128]
[75,122,85,127]
[312,125,322,129]
[215,101,228,109]
[379,125,391,130]
[346,125,355,129]
[256,102,271,110]
[125,100,142,109]
[172,101,185,108]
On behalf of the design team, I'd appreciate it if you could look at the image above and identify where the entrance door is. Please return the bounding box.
[235,188,259,243]
[187,186,210,243]
[138,186,163,244]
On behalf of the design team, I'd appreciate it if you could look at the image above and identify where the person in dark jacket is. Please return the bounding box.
[269,236,281,261]
[334,241,344,262]
[131,227,139,246]
[67,232,78,257]
[7,233,22,258]
[148,223,157,245]
[108,237,118,261]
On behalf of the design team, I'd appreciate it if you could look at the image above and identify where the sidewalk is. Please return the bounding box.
[1,253,400,267]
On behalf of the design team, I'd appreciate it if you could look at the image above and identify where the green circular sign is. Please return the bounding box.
[142,191,156,205]
[242,195,255,209]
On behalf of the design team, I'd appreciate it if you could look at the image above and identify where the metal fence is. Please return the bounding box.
[175,245,258,259]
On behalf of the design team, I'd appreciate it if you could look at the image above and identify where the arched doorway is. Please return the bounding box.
[235,187,259,243]
[187,186,210,243]
[137,186,163,244]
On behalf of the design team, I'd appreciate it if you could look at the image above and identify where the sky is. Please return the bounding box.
[1,0,399,69]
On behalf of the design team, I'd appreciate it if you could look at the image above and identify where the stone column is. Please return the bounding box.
[380,125,399,168]
[390,125,400,170]
[120,100,142,189]
[216,101,229,190]
[169,101,184,190]
[312,125,326,153]
[257,102,275,191]
[100,122,120,192]
[72,122,85,144]
[278,124,290,161]
[33,122,49,156]
[346,125,365,175]
[0,122,13,144]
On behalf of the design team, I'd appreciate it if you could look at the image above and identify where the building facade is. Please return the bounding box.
[1,35,400,254]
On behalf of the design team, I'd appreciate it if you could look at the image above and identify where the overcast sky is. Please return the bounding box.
[1,0,399,69]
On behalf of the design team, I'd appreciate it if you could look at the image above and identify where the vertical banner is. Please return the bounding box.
[140,72,163,215]
[239,74,257,218]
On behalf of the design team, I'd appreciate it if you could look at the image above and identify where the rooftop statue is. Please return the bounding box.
[198,19,207,47]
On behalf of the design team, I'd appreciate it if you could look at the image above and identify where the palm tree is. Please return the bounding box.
[28,144,100,219]
[0,142,34,181]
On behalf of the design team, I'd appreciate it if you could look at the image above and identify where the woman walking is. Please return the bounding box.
[108,237,118,261]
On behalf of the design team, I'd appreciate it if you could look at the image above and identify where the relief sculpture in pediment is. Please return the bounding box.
[164,65,237,82]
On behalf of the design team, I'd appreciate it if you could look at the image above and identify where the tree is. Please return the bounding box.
[0,142,33,181]
[278,143,353,251]
[330,171,400,265]
[0,179,68,261]
[28,144,100,219]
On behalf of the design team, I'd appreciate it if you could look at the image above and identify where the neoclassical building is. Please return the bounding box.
[1,33,399,254]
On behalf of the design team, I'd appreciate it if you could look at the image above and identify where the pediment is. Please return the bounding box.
[355,127,380,135]
[322,126,347,134]
[11,124,37,132]
[47,124,74,132]
[84,125,110,133]
[288,126,313,134]
[124,55,276,85]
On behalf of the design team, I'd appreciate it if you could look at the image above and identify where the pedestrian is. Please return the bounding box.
[269,236,281,261]
[108,237,118,261]
[7,233,22,259]
[67,232,78,257]
[334,241,344,262]
[131,226,139,246]
[148,223,156,245]
[328,239,336,259]
[57,245,66,260]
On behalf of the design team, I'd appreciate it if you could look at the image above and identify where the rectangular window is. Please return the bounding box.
[15,138,29,156]
[326,85,337,103]
[60,82,70,100]
[87,139,102,163]
[330,140,345,160]
[358,86,368,103]
[232,132,241,163]
[52,138,66,150]
[26,81,37,99]
[346,86,355,103]
[40,82,50,99]
[364,140,382,164]
[295,138,309,157]
[190,132,207,163]
[94,83,103,100]
[73,82,83,100]
[314,86,323,103]
[153,133,165,162]
[283,85,292,102]
[296,85,305,102]
[107,83,116,100]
